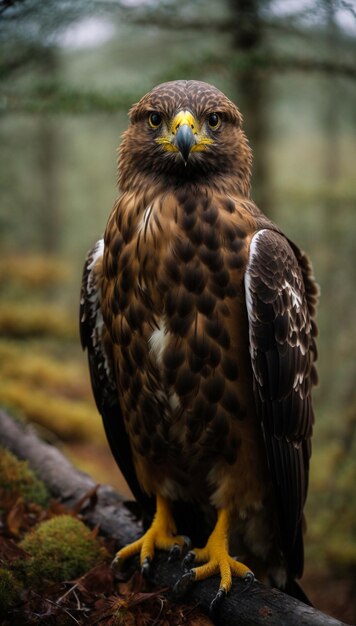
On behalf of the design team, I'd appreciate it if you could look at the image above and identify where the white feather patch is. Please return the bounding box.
[86,239,104,318]
[138,205,153,237]
[244,229,267,324]
[169,391,180,411]
[282,279,302,310]
[148,319,181,415]
[245,230,268,383]
[88,238,104,272]
[148,317,169,367]
[82,238,114,383]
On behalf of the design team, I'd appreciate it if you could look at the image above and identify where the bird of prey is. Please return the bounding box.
[80,80,318,608]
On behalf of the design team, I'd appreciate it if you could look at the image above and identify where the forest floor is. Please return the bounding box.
[0,445,213,626]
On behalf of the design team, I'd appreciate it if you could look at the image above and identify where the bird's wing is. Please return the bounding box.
[244,228,318,578]
[80,239,154,515]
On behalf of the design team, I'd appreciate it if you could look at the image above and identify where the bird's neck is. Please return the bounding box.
[117,171,251,200]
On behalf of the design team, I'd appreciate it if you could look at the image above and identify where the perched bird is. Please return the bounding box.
[80,80,318,608]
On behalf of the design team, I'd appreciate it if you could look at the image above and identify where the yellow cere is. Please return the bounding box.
[156,110,214,153]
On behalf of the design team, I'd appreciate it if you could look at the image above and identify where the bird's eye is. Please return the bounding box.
[207,112,221,130]
[148,112,162,129]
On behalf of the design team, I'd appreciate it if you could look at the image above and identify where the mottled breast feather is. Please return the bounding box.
[99,188,265,504]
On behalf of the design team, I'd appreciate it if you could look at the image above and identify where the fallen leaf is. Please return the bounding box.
[73,484,99,515]
[77,563,115,595]
[88,523,100,540]
[6,497,26,537]
[0,535,29,561]
[45,499,70,517]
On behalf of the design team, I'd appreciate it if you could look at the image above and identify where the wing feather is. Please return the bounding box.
[80,240,153,515]
[245,228,318,578]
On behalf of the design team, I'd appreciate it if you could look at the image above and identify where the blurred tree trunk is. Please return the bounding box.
[321,0,342,403]
[37,48,61,254]
[323,0,340,182]
[229,0,272,215]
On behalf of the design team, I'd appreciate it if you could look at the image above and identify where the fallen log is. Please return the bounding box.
[0,408,350,626]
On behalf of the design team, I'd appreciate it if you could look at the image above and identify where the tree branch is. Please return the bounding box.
[0,409,350,626]
[265,56,356,79]
[2,50,356,116]
[0,83,137,114]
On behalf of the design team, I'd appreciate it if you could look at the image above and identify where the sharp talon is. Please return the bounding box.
[182,536,192,553]
[173,570,196,597]
[141,556,152,580]
[111,555,123,571]
[209,588,226,614]
[168,544,181,562]
[244,572,255,583]
[241,571,255,592]
[182,550,196,572]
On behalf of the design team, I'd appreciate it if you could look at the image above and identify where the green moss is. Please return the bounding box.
[0,380,104,442]
[0,254,70,290]
[0,340,105,443]
[0,304,76,339]
[19,515,106,584]
[0,447,49,506]
[0,568,22,617]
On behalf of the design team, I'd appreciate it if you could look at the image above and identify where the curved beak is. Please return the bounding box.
[175,124,196,163]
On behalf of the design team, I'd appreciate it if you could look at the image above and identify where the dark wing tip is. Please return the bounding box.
[79,238,154,517]
[245,228,317,578]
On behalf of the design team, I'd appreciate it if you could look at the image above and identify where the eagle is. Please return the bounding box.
[80,80,318,608]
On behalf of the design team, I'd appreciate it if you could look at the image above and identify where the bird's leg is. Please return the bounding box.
[112,493,190,576]
[177,508,254,611]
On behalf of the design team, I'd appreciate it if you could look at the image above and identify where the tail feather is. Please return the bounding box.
[284,579,312,606]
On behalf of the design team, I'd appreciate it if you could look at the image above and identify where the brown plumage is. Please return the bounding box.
[80,80,318,606]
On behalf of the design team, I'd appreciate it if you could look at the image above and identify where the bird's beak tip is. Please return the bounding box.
[175,124,195,163]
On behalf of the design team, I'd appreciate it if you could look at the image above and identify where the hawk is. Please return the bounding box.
[80,80,318,608]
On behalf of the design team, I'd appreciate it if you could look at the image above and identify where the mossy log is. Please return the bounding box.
[0,408,350,626]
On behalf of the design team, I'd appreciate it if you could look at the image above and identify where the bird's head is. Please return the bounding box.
[118,80,252,197]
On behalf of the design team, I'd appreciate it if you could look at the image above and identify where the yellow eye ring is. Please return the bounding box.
[207,112,221,130]
[148,112,162,129]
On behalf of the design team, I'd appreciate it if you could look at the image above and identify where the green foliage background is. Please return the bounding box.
[0,0,355,610]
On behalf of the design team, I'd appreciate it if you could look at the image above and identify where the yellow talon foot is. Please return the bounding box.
[192,550,252,590]
[112,494,189,576]
[177,508,254,610]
